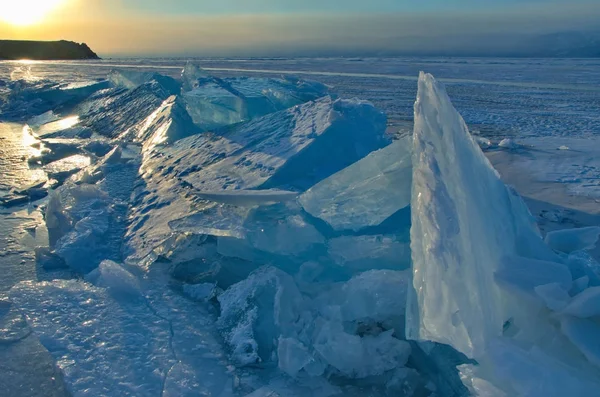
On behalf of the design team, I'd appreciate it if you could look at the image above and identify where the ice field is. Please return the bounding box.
[1,57,600,396]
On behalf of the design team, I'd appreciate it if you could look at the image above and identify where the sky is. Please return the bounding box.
[0,0,599,56]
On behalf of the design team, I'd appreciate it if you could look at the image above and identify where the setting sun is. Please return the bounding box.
[0,0,65,26]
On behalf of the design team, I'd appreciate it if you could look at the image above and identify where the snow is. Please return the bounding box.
[299,136,411,232]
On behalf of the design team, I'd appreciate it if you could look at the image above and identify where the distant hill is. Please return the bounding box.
[0,40,100,60]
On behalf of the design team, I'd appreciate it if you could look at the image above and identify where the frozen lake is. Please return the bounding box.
[1,57,600,396]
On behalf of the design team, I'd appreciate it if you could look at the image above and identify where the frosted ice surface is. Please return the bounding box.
[217,266,304,366]
[407,72,559,358]
[9,280,175,397]
[327,235,411,271]
[544,226,600,254]
[561,286,600,318]
[299,136,412,232]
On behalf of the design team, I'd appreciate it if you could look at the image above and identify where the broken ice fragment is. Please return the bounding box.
[544,226,600,254]
[299,136,411,232]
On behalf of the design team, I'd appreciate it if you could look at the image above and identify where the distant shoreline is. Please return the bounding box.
[0,40,100,61]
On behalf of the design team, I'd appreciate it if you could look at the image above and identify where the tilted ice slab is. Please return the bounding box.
[76,76,180,139]
[406,72,563,358]
[125,96,387,264]
[299,135,412,232]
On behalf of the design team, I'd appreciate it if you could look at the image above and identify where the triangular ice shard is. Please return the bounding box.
[406,72,561,358]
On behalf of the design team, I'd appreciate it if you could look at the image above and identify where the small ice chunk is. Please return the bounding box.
[498,138,518,149]
[534,283,571,311]
[544,226,600,254]
[561,286,600,318]
[182,283,218,302]
[339,269,412,329]
[277,337,315,378]
[299,137,411,232]
[474,136,492,149]
[313,324,411,378]
[560,316,600,369]
[85,260,141,298]
[217,267,304,366]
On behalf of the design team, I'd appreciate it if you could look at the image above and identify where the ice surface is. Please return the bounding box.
[9,279,175,396]
[544,226,600,254]
[299,136,412,232]
[407,72,559,358]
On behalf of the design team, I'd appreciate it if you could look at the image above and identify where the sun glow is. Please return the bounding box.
[1,0,66,26]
